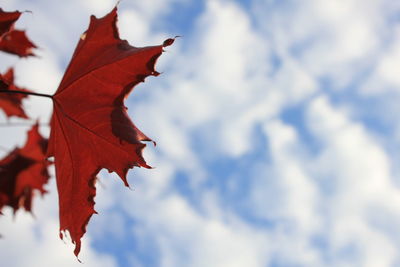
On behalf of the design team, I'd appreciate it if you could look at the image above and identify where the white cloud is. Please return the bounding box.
[246,119,323,266]
[261,120,320,232]
[119,191,270,267]
[133,0,318,159]
[252,0,393,90]
[120,0,188,22]
[305,95,400,266]
[81,0,116,15]
[360,26,400,95]
[244,94,400,266]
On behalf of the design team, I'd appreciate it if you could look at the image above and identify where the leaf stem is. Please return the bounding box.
[0,122,49,127]
[0,89,53,99]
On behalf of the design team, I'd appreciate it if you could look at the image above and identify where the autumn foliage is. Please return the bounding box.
[0,6,173,257]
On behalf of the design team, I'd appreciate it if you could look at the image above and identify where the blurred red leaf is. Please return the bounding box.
[0,68,32,119]
[0,8,36,57]
[47,7,174,256]
[0,123,50,214]
[0,8,21,37]
[0,30,37,57]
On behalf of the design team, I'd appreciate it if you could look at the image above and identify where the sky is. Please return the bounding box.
[1,0,400,266]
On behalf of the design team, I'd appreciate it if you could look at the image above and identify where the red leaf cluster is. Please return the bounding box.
[0,9,47,215]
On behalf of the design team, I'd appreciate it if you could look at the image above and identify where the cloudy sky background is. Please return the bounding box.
[1,0,400,266]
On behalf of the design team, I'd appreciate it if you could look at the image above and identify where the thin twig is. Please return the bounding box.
[0,122,49,127]
[0,89,53,99]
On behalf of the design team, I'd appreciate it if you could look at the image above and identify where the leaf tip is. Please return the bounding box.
[163,35,180,47]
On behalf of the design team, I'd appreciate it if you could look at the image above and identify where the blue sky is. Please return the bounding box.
[1,0,400,266]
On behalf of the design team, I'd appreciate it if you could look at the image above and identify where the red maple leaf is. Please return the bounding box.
[0,68,31,119]
[47,7,174,256]
[0,8,36,57]
[0,29,37,57]
[0,8,21,37]
[0,123,50,214]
